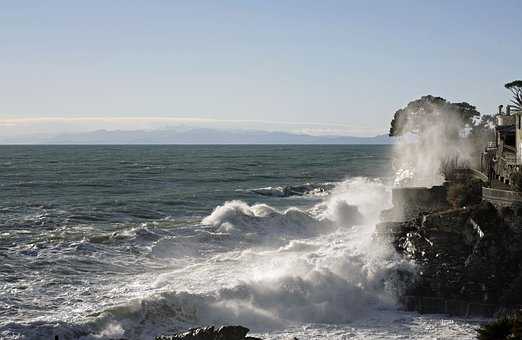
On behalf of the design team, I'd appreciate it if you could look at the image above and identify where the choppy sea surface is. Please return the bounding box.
[0,145,482,339]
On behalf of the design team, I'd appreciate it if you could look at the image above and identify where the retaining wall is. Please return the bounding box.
[482,187,522,208]
[399,295,520,317]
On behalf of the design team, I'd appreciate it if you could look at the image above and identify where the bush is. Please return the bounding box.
[448,183,466,208]
[476,317,514,340]
[447,178,483,208]
[476,314,522,340]
[511,171,522,192]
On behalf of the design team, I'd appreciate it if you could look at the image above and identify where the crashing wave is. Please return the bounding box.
[201,200,328,241]
[248,183,335,198]
[1,177,418,340]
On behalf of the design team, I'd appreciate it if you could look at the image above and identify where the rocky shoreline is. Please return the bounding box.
[154,178,522,339]
[155,326,263,340]
[377,179,522,317]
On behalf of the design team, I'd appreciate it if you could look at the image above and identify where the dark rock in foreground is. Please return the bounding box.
[155,325,263,340]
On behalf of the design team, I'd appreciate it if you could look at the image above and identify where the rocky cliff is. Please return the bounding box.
[377,183,522,315]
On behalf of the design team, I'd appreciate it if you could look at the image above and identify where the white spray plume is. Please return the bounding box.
[392,107,476,187]
[63,178,415,339]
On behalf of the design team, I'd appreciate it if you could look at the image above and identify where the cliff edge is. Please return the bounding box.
[377,180,522,316]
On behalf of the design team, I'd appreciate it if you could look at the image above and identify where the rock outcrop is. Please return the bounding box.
[156,325,262,340]
[378,182,522,315]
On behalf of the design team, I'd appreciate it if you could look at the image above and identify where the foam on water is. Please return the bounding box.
[0,177,481,340]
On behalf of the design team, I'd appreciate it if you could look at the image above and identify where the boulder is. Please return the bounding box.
[384,197,522,306]
[156,325,261,340]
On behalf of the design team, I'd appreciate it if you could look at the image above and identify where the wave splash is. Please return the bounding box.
[247,183,335,197]
[3,178,416,340]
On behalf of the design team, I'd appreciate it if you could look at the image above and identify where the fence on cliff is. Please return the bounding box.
[482,187,522,208]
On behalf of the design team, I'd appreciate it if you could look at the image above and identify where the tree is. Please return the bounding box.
[389,95,480,137]
[505,80,522,112]
[470,114,495,141]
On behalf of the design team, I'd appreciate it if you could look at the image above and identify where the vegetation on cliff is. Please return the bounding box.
[447,178,483,208]
[511,171,522,193]
[388,95,480,137]
[477,314,522,340]
[388,95,494,176]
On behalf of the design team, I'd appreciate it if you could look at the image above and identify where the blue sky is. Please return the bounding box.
[1,1,521,137]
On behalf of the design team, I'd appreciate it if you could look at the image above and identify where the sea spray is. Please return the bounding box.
[48,177,415,339]
[391,106,477,188]
[0,145,480,340]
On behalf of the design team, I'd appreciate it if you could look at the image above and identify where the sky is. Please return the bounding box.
[1,1,521,139]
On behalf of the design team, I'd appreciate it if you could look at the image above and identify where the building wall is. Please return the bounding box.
[516,113,522,164]
[482,187,522,208]
[497,114,516,126]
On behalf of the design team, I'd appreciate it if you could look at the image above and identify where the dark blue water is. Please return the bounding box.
[0,145,391,225]
[3,145,447,340]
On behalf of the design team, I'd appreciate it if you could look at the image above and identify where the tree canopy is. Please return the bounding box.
[469,113,495,142]
[389,95,481,137]
[505,80,522,112]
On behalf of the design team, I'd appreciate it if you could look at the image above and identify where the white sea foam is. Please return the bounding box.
[2,177,480,340]
[87,179,415,337]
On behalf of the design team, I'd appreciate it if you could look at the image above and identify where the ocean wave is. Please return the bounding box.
[247,182,335,197]
[5,253,408,339]
[201,200,331,242]
[119,179,410,337]
[1,177,417,340]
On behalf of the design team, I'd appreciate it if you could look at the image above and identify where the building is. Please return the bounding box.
[482,105,522,186]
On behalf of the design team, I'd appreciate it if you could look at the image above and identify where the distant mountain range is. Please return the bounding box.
[3,128,394,144]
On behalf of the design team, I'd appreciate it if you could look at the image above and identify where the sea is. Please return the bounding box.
[0,145,482,339]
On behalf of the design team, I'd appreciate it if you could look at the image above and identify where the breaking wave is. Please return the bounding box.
[1,177,417,340]
[246,182,335,197]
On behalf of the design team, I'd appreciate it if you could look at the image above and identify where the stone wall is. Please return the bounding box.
[482,187,522,208]
[380,185,449,222]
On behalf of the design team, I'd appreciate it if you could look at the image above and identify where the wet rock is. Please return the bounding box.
[381,198,522,307]
[156,325,262,340]
[251,183,334,198]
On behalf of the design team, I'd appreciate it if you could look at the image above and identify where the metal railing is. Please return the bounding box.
[483,187,522,205]
[504,144,516,153]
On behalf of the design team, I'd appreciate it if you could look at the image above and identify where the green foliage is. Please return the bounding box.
[476,317,515,340]
[476,315,522,340]
[447,178,482,208]
[505,80,522,112]
[447,183,466,208]
[471,114,495,136]
[511,171,522,192]
[469,114,496,151]
[389,95,480,137]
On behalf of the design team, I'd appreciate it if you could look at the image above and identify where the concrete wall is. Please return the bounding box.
[452,168,488,183]
[482,187,522,208]
[382,186,449,222]
[392,186,447,208]
[516,113,522,164]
